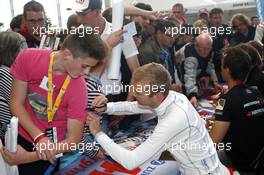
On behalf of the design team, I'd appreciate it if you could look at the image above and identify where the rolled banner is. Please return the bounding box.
[0,140,8,175]
[6,116,18,152]
[107,0,124,80]
[5,125,11,154]
[5,116,19,175]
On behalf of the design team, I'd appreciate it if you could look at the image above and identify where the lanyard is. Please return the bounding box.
[47,53,71,124]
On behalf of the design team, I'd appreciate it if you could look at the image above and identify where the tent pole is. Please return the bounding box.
[9,0,15,18]
[104,0,112,8]
[56,0,62,27]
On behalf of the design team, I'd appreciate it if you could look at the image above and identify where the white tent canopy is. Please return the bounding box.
[0,0,256,30]
[123,0,256,13]
[0,0,75,30]
[0,0,108,30]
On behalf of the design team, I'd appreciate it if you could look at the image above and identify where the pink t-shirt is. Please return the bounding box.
[11,48,87,143]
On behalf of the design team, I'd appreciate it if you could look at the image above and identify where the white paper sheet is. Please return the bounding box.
[107,0,124,80]
[123,21,137,40]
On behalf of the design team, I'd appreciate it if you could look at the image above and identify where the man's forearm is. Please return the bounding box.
[15,151,40,164]
[54,138,81,154]
[54,120,84,154]
[208,60,218,84]
[26,152,40,163]
[10,104,42,139]
[106,101,153,115]
[210,69,218,84]
[124,5,149,17]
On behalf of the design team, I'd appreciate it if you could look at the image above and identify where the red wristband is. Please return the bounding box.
[34,133,47,144]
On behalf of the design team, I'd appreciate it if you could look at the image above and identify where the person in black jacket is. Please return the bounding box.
[237,43,264,96]
[209,8,231,82]
[230,13,256,47]
[210,47,264,175]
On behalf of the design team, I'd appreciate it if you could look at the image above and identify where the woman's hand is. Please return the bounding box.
[91,95,108,113]
[95,148,106,159]
[87,112,102,136]
[0,145,37,165]
[105,29,126,48]
[35,137,56,164]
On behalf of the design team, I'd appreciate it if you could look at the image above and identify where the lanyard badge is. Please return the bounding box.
[47,53,71,124]
[45,127,58,143]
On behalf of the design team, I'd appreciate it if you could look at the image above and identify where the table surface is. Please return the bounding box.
[56,97,218,175]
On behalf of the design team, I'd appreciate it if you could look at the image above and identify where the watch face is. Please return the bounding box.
[215,98,226,114]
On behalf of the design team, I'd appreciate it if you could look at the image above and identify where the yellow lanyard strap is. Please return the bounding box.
[47,53,71,124]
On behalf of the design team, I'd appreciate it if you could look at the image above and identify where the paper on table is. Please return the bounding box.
[123,21,137,40]
[198,99,214,109]
[107,0,124,80]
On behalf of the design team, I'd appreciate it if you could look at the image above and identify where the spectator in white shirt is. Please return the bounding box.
[87,63,229,175]
[254,23,264,44]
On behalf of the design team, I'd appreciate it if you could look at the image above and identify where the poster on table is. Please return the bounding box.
[56,155,180,175]
[56,117,180,175]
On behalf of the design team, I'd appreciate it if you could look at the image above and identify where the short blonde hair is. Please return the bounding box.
[133,63,171,96]
[193,19,208,35]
